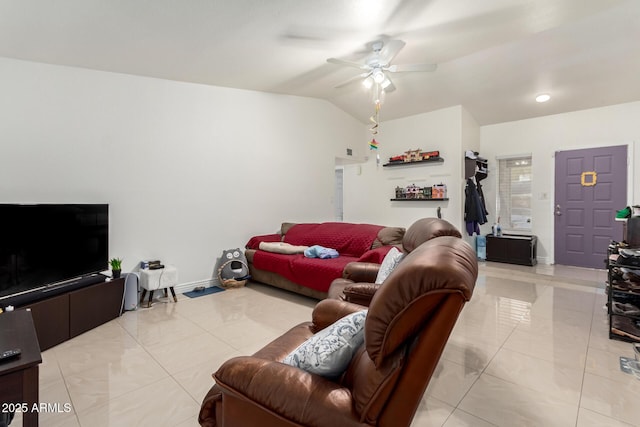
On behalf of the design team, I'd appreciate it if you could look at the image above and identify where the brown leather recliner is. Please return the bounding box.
[328,217,463,306]
[198,234,477,427]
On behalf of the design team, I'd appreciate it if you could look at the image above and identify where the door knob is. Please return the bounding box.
[555,204,562,216]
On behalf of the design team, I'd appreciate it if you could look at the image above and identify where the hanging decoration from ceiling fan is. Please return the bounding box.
[369,101,381,166]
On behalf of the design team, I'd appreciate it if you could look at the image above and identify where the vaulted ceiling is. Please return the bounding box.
[1,0,639,125]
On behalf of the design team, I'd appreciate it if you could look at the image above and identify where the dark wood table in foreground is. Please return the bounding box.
[0,309,42,427]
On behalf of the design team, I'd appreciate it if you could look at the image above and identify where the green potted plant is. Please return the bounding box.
[109,257,123,279]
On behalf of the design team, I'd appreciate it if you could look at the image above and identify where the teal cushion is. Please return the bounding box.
[282,310,367,377]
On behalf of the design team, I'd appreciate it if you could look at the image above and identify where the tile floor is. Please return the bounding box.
[11,262,640,426]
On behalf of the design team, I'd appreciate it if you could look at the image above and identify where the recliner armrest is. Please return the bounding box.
[342,283,380,307]
[198,384,222,427]
[342,262,380,283]
[214,356,361,426]
[312,299,367,330]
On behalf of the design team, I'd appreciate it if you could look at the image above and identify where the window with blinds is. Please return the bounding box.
[497,156,532,231]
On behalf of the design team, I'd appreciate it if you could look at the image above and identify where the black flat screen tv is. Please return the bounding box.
[0,204,109,307]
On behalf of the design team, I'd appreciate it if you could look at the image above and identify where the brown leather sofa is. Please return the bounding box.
[198,231,477,427]
[245,222,406,300]
[329,217,462,306]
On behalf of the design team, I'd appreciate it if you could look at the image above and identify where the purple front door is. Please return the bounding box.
[554,145,627,269]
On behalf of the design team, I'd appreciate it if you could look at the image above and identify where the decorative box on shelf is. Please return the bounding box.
[391,183,448,201]
[383,149,443,167]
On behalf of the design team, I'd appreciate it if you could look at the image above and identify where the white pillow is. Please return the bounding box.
[375,247,405,284]
[282,310,367,377]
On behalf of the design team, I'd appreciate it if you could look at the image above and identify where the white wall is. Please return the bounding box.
[7,57,637,283]
[342,106,469,231]
[481,101,640,264]
[0,58,366,285]
[461,108,481,156]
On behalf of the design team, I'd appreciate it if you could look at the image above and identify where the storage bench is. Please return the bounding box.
[486,234,537,266]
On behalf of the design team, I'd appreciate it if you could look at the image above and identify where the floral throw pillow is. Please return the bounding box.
[281,310,367,377]
[374,247,405,284]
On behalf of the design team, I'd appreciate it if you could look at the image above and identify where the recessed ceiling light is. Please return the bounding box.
[536,94,551,103]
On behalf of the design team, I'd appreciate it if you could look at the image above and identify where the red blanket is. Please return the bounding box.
[283,223,383,257]
[246,233,282,249]
[252,252,360,292]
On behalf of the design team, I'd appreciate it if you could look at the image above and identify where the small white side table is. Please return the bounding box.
[139,265,178,308]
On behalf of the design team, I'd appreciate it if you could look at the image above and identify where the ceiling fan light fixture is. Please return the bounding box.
[372,68,385,84]
[362,76,374,89]
[536,93,551,103]
[381,77,391,89]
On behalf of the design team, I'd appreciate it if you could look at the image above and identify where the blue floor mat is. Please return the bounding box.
[183,286,226,298]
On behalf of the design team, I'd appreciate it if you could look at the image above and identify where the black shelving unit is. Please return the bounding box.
[608,249,640,343]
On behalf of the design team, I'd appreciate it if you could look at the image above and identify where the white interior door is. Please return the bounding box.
[334,168,343,221]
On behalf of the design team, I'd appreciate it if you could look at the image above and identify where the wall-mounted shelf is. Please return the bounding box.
[383,158,444,167]
[464,152,488,179]
[390,198,449,202]
[394,183,447,201]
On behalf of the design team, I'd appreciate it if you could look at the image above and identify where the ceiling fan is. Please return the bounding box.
[327,39,437,93]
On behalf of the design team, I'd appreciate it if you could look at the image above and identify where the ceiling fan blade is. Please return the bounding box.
[378,39,406,65]
[385,0,436,28]
[327,57,369,70]
[335,72,372,88]
[387,63,438,73]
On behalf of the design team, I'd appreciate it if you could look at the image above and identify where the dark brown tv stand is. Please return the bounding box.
[17,278,125,351]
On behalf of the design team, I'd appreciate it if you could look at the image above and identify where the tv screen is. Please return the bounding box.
[0,204,109,303]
